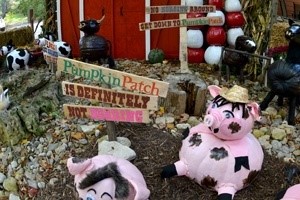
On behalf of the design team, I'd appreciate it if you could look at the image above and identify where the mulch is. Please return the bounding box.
[36,123,300,200]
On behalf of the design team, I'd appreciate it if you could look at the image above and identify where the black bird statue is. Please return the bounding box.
[260,19,300,125]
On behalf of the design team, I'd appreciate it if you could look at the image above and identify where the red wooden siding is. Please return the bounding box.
[150,0,180,59]
[60,0,181,60]
[60,0,80,57]
[278,0,300,19]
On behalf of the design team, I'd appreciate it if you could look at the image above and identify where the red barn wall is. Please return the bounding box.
[59,0,180,60]
[60,0,80,57]
[278,0,300,19]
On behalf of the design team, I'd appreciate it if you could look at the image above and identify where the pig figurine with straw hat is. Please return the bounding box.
[161,85,264,200]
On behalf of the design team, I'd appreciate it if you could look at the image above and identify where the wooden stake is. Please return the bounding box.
[102,83,117,141]
[179,0,192,74]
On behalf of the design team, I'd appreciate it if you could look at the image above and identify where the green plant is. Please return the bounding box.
[148,48,165,64]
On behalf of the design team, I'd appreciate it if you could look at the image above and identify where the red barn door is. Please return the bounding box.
[60,0,80,57]
[60,0,180,59]
[151,0,180,59]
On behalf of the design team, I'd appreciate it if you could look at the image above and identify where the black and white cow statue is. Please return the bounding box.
[0,39,15,56]
[6,48,33,71]
[35,37,72,58]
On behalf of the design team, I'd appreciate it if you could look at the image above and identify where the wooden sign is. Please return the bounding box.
[139,16,223,31]
[145,5,216,14]
[63,104,150,123]
[42,39,58,64]
[62,81,158,110]
[57,57,169,98]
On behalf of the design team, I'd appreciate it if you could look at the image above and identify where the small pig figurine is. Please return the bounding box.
[276,184,300,200]
[67,155,150,200]
[161,85,264,200]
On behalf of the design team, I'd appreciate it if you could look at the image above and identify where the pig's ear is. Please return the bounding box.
[208,85,222,98]
[247,102,261,121]
[67,157,92,175]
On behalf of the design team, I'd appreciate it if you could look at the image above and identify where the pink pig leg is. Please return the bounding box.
[217,185,236,200]
[161,160,188,178]
[174,160,188,176]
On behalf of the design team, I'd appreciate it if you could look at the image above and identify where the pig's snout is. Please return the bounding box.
[204,111,223,128]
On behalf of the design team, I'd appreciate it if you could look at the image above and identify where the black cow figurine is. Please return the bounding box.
[79,15,116,69]
[260,19,300,125]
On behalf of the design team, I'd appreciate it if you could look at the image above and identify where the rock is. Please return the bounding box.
[187,116,200,127]
[176,123,191,130]
[98,140,136,161]
[0,172,6,183]
[9,193,21,200]
[79,124,98,133]
[253,129,265,138]
[97,135,132,147]
[271,128,286,140]
[3,177,18,192]
[265,106,278,117]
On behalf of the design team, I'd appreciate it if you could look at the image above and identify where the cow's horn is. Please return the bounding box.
[97,15,105,24]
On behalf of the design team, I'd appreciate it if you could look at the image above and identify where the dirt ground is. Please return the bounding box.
[36,122,300,200]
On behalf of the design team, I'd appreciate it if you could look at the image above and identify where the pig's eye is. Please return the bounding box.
[223,110,234,119]
[211,103,217,108]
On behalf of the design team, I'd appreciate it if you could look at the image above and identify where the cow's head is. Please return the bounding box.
[79,15,105,35]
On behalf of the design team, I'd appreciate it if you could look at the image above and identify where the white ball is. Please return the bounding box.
[206,10,225,26]
[204,46,223,65]
[186,0,203,6]
[224,0,242,12]
[187,29,204,48]
[227,27,244,46]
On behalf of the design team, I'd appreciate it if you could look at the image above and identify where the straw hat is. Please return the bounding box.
[219,85,250,103]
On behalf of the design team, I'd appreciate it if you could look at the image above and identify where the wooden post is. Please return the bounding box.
[271,0,279,25]
[28,9,34,36]
[102,83,117,141]
[179,0,192,74]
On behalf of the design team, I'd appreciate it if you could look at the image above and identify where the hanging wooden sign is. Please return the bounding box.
[57,57,169,98]
[145,5,216,14]
[63,104,150,123]
[139,16,223,31]
[61,81,158,110]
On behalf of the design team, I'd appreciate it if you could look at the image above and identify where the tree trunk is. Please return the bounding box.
[1,0,8,18]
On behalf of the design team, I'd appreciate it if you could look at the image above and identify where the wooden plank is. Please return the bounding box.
[179,0,189,73]
[145,5,216,14]
[139,16,223,31]
[61,81,159,110]
[63,104,150,123]
[57,57,169,97]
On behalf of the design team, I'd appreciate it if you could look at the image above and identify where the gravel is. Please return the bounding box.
[0,60,300,199]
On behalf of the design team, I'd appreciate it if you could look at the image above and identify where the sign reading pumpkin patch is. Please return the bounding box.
[139,16,223,31]
[57,57,169,98]
[58,57,168,123]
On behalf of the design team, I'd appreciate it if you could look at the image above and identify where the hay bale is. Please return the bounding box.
[0,26,34,47]
[267,22,289,56]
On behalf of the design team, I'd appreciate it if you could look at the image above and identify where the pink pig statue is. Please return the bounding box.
[161,85,264,200]
[276,184,300,200]
[67,155,150,200]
